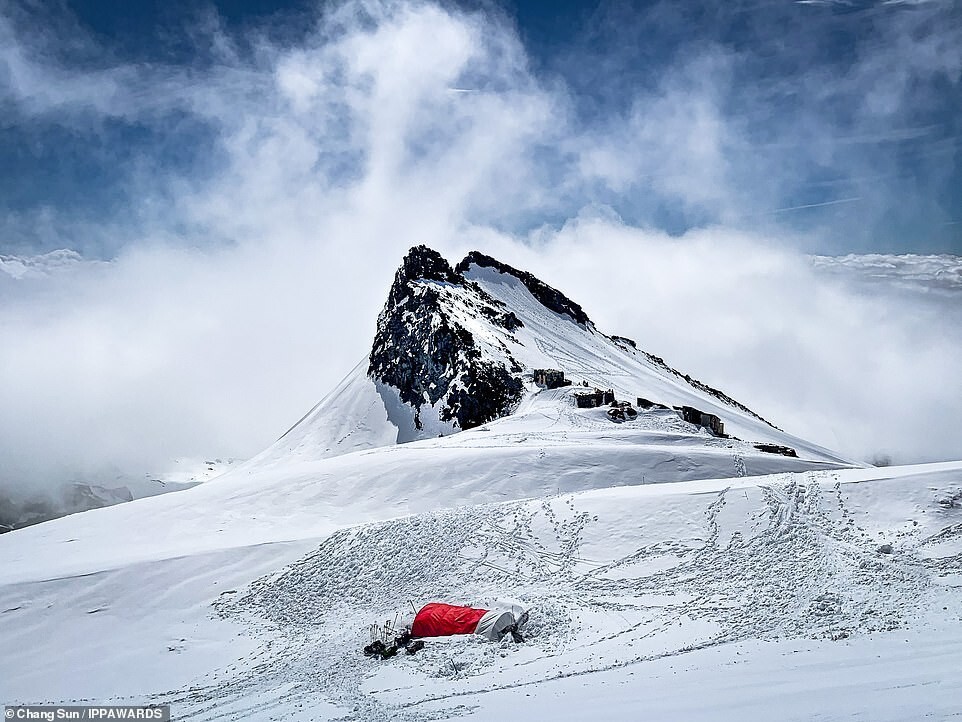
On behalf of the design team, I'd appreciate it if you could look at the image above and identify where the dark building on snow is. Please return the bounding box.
[533,369,570,389]
[675,405,726,436]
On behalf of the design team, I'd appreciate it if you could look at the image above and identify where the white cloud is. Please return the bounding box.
[574,51,737,215]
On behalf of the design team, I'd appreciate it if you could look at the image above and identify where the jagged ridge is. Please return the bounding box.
[455,251,591,326]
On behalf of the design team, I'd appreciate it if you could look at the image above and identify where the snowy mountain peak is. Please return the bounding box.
[262,245,854,470]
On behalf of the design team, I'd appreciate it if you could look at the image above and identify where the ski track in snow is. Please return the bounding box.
[131,469,962,721]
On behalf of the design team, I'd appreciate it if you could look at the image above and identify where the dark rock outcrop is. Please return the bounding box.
[368,246,524,430]
[385,245,461,308]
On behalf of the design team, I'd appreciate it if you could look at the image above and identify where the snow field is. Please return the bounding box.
[187,463,962,719]
[2,462,960,719]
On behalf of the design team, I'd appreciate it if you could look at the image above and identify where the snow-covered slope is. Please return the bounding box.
[260,358,400,463]
[1,460,960,720]
[0,408,856,584]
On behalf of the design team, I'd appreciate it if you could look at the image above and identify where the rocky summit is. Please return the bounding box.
[369,246,533,431]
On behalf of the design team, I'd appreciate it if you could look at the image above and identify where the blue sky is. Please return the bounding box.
[2,0,960,256]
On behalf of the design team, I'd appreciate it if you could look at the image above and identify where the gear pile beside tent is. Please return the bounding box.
[363,601,528,660]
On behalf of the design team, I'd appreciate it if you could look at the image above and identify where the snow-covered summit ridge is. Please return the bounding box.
[454,250,592,326]
[267,245,850,468]
[367,244,780,436]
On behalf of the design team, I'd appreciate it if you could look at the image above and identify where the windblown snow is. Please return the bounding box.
[1,248,959,721]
